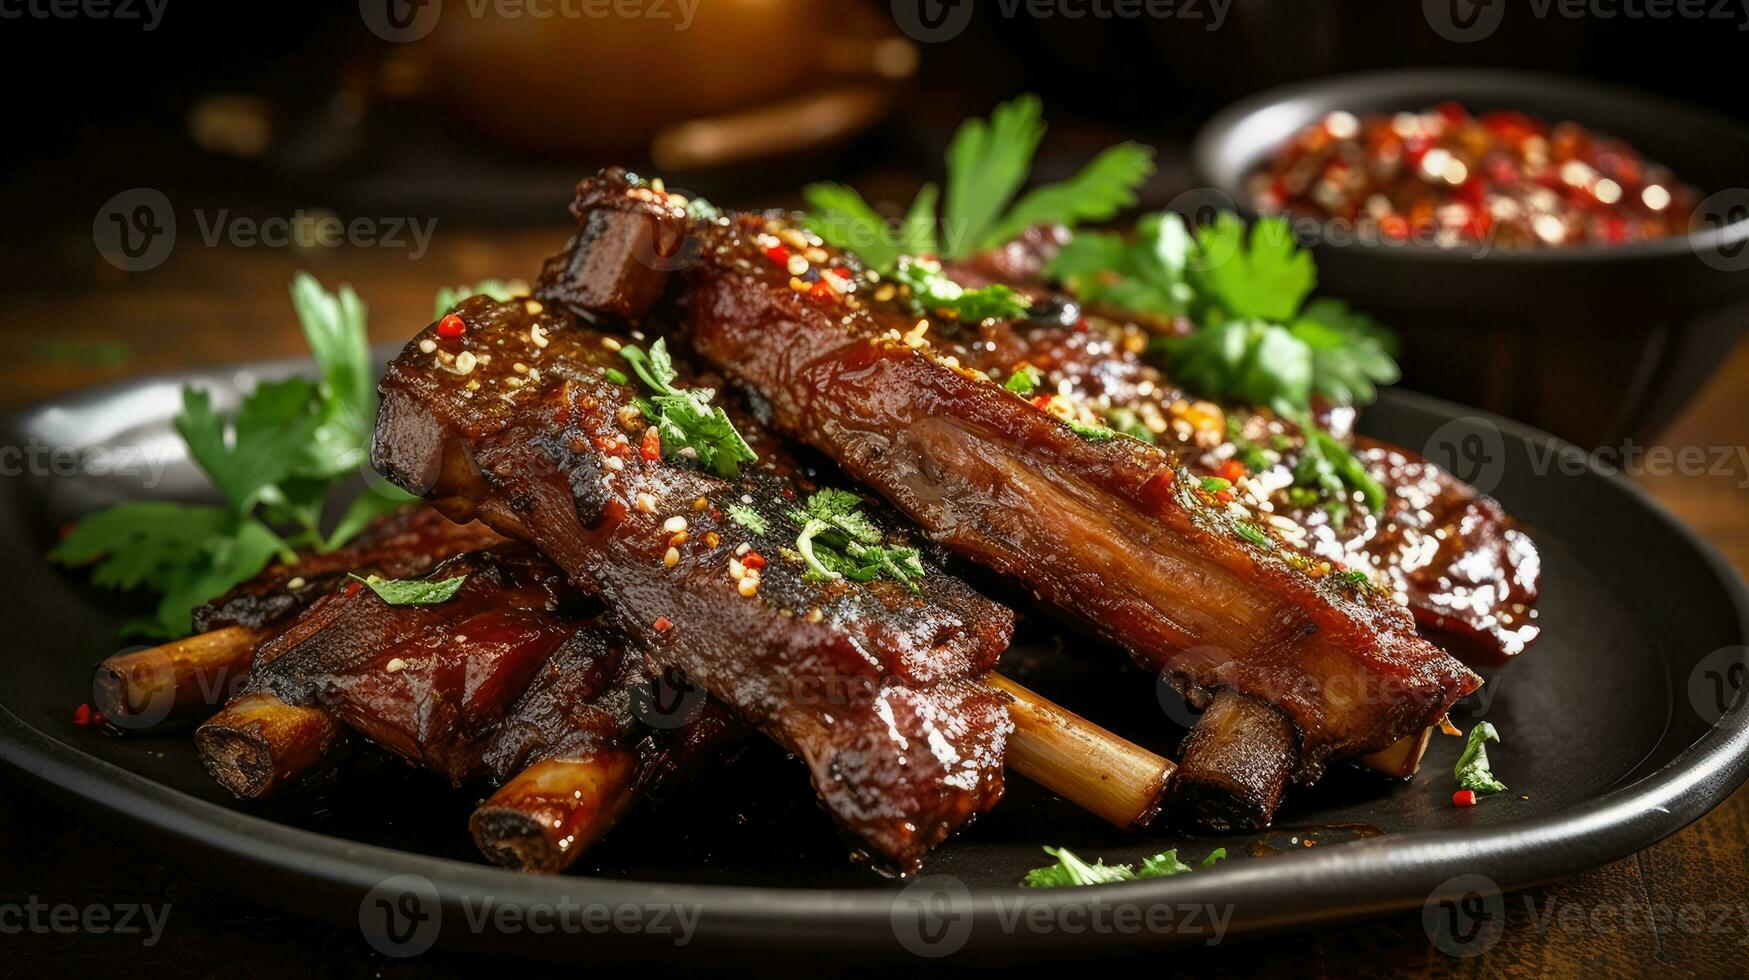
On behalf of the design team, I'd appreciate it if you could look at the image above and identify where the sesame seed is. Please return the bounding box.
[786,254,810,276]
[604,456,624,471]
[664,547,680,568]
[738,576,760,597]
[454,635,468,644]
[692,497,708,511]
[729,558,746,580]
[286,577,306,590]
[874,284,896,303]
[513,362,529,373]
[789,276,811,292]
[525,299,544,314]
[385,658,406,673]
[454,351,477,374]
[419,339,437,354]
[530,324,549,348]
[703,531,720,548]
[527,368,541,383]
[635,492,657,513]
[668,531,688,546]
[805,607,823,623]
[663,515,689,533]
[804,247,828,264]
[601,336,622,352]
[735,542,751,556]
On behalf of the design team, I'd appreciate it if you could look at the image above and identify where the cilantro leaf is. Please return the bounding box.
[1047,211,1195,317]
[1295,422,1387,516]
[1290,300,1402,408]
[1063,416,1119,442]
[980,141,1156,252]
[350,572,468,606]
[893,257,1031,322]
[1003,363,1042,396]
[802,182,937,273]
[1455,721,1508,795]
[1192,213,1316,322]
[788,490,924,590]
[175,381,323,513]
[726,503,768,536]
[1023,846,1226,887]
[942,94,1048,259]
[432,279,522,319]
[620,340,757,478]
[49,502,233,592]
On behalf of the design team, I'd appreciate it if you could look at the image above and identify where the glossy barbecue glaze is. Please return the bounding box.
[372,296,1015,872]
[536,170,1481,780]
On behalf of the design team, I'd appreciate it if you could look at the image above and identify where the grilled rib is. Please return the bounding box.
[535,170,1482,782]
[372,296,1015,872]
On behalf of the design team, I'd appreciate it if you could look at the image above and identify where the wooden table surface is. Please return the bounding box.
[2,232,1746,978]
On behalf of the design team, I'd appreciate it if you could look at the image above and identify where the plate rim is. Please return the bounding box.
[3,374,1747,958]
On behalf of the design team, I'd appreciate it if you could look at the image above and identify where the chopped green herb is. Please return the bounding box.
[787,490,924,590]
[892,257,1031,323]
[1342,568,1371,586]
[349,572,468,606]
[726,503,768,536]
[685,196,721,222]
[1104,407,1157,444]
[1294,422,1387,517]
[1199,476,1232,493]
[1004,363,1042,396]
[433,279,521,318]
[620,340,757,478]
[1064,417,1118,442]
[603,367,629,386]
[1023,846,1226,887]
[1455,721,1508,795]
[1234,521,1269,547]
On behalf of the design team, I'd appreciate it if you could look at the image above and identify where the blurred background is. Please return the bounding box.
[0,0,1746,413]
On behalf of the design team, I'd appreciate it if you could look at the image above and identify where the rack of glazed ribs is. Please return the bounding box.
[530,170,1495,831]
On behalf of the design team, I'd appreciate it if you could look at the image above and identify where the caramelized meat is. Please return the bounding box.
[194,507,504,632]
[536,170,1480,780]
[372,296,1014,871]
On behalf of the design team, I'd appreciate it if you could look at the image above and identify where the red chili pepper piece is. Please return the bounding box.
[742,551,766,571]
[436,313,466,339]
[829,266,852,279]
[1216,459,1247,484]
[72,703,92,725]
[653,616,673,632]
[763,245,790,266]
[640,428,662,461]
[1452,789,1478,807]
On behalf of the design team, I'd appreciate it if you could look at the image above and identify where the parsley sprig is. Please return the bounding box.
[892,257,1032,322]
[803,95,1154,269]
[1023,845,1226,887]
[49,274,446,638]
[788,489,925,590]
[619,340,757,478]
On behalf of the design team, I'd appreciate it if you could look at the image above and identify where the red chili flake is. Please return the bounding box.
[639,428,662,461]
[72,703,93,726]
[742,551,766,571]
[763,245,790,266]
[1452,789,1477,807]
[808,281,836,304]
[1030,396,1052,410]
[1379,214,1411,241]
[436,313,467,339]
[1074,319,1090,333]
[829,266,852,279]
[1216,459,1247,483]
[652,616,673,632]
[1215,489,1235,504]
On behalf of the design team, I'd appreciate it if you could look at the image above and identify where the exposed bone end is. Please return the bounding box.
[1167,690,1297,832]
[470,753,638,874]
[92,626,265,724]
[195,692,341,799]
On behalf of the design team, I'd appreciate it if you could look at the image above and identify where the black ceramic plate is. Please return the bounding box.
[2,356,1747,963]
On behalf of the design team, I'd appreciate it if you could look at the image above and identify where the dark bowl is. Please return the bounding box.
[1192,69,1749,449]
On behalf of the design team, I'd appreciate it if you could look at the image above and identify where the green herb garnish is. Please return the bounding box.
[1063,417,1118,442]
[788,490,925,590]
[433,279,521,318]
[892,257,1031,323]
[349,572,468,606]
[1003,363,1042,396]
[1455,721,1508,795]
[1234,521,1269,547]
[1023,846,1226,887]
[726,503,768,536]
[803,95,1154,269]
[620,340,757,478]
[603,367,629,386]
[50,274,420,638]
